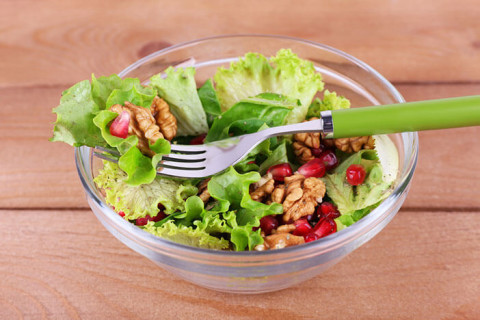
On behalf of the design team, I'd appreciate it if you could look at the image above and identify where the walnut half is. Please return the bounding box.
[109,96,178,157]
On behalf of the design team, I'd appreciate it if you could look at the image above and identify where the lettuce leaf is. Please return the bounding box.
[150,67,208,136]
[94,161,197,219]
[51,80,107,147]
[214,49,324,124]
[205,93,295,142]
[306,90,350,119]
[143,221,230,250]
[322,151,391,219]
[197,79,222,127]
[207,167,282,250]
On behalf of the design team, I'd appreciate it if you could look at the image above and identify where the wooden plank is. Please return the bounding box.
[1,83,479,209]
[2,0,480,86]
[1,209,479,319]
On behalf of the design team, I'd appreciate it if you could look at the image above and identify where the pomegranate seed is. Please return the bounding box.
[190,134,206,145]
[346,164,367,186]
[293,219,312,236]
[259,215,279,235]
[318,202,340,219]
[305,214,315,223]
[109,111,130,139]
[297,158,326,178]
[118,211,125,217]
[267,163,293,182]
[247,160,256,165]
[313,217,337,238]
[304,232,320,243]
[317,150,338,171]
[152,211,166,222]
[311,145,325,157]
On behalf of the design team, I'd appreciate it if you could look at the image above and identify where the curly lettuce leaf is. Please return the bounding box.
[150,67,208,136]
[94,161,197,219]
[207,167,282,250]
[322,151,391,219]
[214,49,324,124]
[306,90,350,119]
[205,93,295,142]
[51,80,107,147]
[91,74,157,109]
[197,79,222,127]
[143,221,230,250]
[52,75,157,150]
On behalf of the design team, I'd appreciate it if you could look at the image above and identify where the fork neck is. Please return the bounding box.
[263,111,333,137]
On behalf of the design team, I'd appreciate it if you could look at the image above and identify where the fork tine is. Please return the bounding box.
[162,153,207,162]
[170,144,207,154]
[159,159,207,169]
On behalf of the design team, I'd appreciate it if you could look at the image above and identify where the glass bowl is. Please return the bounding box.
[75,35,418,294]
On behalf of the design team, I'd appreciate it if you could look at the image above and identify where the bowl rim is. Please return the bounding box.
[76,34,418,260]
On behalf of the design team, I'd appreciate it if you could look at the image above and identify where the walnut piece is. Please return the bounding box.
[110,97,178,157]
[110,103,163,157]
[324,136,375,153]
[197,179,211,203]
[293,117,321,163]
[256,233,305,250]
[250,179,275,202]
[280,175,326,222]
[151,96,177,141]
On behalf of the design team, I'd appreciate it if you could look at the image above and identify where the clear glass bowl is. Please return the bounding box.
[75,35,418,294]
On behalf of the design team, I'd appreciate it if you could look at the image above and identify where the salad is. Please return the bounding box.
[51,49,398,251]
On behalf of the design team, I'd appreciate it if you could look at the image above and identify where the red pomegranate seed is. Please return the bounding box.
[304,232,320,243]
[313,217,337,238]
[317,150,338,171]
[267,163,293,182]
[190,134,206,145]
[318,202,340,219]
[109,111,130,139]
[152,211,166,222]
[346,164,367,186]
[259,215,279,235]
[118,211,125,217]
[311,145,325,157]
[297,158,326,178]
[293,218,312,236]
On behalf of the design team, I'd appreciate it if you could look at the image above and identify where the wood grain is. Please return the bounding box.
[2,0,480,87]
[1,209,479,319]
[1,83,479,209]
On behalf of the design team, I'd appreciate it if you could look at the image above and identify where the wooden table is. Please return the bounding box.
[2,1,479,319]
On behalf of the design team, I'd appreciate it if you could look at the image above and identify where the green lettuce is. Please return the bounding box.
[321,151,392,227]
[205,93,295,142]
[150,67,208,136]
[214,49,324,124]
[94,161,197,219]
[207,167,282,250]
[143,221,230,250]
[51,80,106,147]
[306,90,350,119]
[197,79,222,127]
[91,74,156,109]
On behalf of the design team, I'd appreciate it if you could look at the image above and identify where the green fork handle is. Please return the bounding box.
[325,95,480,138]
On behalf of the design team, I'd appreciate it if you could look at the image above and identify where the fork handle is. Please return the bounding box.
[323,95,480,138]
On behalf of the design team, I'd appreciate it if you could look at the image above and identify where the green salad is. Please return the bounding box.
[51,49,397,251]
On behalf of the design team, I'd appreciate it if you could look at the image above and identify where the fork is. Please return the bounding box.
[94,95,480,178]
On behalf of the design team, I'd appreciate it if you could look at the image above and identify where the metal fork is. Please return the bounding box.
[94,113,332,178]
[94,95,480,178]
